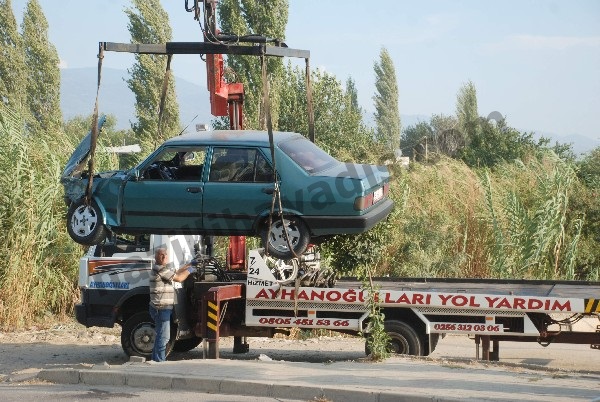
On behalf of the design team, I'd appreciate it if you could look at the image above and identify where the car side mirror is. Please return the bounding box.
[129,169,141,181]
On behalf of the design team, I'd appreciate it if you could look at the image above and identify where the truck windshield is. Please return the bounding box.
[279,137,339,174]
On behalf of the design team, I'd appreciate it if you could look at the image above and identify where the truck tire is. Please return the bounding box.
[386,320,423,356]
[173,336,202,353]
[365,320,423,357]
[121,311,174,359]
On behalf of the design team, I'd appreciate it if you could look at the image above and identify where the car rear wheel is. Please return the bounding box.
[66,199,108,246]
[261,216,310,260]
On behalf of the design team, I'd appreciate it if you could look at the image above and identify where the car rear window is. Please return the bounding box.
[279,137,339,174]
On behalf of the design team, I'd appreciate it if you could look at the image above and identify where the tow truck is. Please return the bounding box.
[73,1,600,361]
[76,233,600,360]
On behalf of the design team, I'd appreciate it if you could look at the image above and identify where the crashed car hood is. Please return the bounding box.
[61,115,106,179]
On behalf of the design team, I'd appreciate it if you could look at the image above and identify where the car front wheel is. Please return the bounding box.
[66,199,108,245]
[261,216,310,260]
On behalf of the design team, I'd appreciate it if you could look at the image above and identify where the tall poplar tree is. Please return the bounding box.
[21,0,61,135]
[217,0,288,129]
[346,77,359,112]
[373,47,400,150]
[126,0,180,148]
[0,0,26,111]
[456,80,479,140]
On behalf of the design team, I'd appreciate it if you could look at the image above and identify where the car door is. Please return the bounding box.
[202,146,274,234]
[120,146,207,231]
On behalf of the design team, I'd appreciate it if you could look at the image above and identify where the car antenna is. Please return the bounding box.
[177,114,199,136]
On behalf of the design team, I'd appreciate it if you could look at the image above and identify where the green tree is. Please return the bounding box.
[455,80,478,142]
[460,118,536,167]
[217,0,288,130]
[125,0,180,149]
[0,0,26,110]
[346,77,359,111]
[401,115,463,161]
[373,47,400,150]
[429,114,463,158]
[278,64,376,162]
[401,121,433,161]
[21,0,62,136]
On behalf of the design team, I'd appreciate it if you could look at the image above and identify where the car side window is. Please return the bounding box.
[142,147,206,181]
[209,148,273,183]
[254,152,274,182]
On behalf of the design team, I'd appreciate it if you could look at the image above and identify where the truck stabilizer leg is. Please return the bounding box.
[201,284,245,359]
[233,336,250,353]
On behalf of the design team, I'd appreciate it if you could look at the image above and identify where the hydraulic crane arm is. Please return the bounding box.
[199,0,244,129]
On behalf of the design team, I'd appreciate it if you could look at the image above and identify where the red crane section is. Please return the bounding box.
[205,51,244,130]
[201,0,244,130]
[199,0,245,267]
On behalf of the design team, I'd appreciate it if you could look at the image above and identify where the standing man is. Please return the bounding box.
[149,247,196,362]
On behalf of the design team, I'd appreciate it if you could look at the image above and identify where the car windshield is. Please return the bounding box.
[279,137,339,174]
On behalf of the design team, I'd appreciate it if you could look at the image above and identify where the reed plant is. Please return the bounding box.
[378,157,490,278]
[0,105,118,329]
[480,156,584,280]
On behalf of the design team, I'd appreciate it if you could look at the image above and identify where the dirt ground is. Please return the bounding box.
[1,317,599,382]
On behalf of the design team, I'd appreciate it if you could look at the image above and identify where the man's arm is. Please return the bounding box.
[173,262,194,283]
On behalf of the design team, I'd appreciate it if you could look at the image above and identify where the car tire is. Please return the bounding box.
[261,216,310,260]
[121,311,174,359]
[66,199,108,246]
[264,256,299,284]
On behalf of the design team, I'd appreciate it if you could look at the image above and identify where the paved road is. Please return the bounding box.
[0,382,301,402]
[2,320,599,401]
[36,350,600,402]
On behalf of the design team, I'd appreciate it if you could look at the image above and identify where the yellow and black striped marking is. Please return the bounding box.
[207,301,219,337]
[584,298,600,313]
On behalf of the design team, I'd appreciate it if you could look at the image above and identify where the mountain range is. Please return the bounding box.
[61,68,599,155]
[60,67,212,132]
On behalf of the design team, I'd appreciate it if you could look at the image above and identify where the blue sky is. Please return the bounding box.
[11,0,600,143]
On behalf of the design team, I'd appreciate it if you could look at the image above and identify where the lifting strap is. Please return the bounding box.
[262,54,300,260]
[262,54,277,258]
[157,54,173,148]
[85,43,104,205]
[305,57,315,143]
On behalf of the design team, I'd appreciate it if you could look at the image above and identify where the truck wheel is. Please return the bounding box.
[365,320,423,357]
[66,199,108,246]
[173,336,202,353]
[385,320,423,356]
[121,311,174,359]
[261,216,310,260]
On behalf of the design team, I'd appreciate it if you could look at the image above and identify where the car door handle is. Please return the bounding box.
[187,187,201,193]
[261,187,274,195]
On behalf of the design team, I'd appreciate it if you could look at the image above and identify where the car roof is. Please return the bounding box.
[163,130,304,147]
